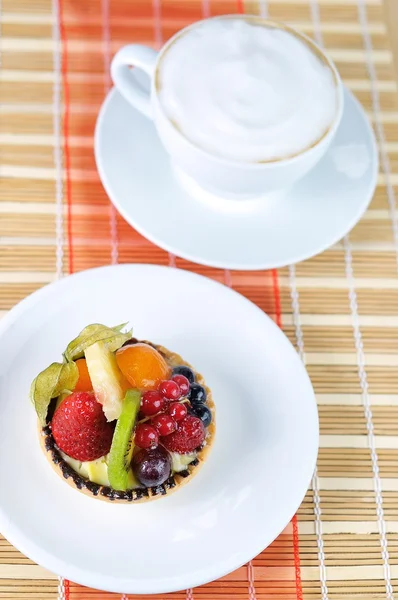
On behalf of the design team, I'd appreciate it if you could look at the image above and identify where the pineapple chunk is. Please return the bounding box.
[62,453,110,486]
[87,457,110,487]
[127,469,140,490]
[85,341,125,421]
[170,451,197,472]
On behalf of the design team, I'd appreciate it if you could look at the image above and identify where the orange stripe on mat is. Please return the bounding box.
[292,515,303,600]
[59,0,74,275]
[272,267,303,600]
[65,578,70,600]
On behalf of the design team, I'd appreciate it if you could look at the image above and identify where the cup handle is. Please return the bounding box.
[111,44,158,119]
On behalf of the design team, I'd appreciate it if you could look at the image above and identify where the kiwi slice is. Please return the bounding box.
[108,389,141,491]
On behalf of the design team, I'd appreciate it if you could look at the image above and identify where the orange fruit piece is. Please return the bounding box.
[74,358,93,392]
[116,343,171,391]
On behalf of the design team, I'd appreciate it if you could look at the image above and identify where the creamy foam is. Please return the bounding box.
[157,18,338,163]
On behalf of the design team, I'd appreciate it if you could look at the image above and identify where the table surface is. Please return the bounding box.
[1,1,398,599]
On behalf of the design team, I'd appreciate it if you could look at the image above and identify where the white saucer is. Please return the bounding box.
[95,88,378,270]
[0,265,318,594]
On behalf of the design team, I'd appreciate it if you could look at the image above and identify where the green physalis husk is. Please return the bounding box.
[30,361,79,426]
[31,323,132,425]
[63,323,132,362]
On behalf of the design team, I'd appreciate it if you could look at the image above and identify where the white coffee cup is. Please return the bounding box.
[111,16,344,200]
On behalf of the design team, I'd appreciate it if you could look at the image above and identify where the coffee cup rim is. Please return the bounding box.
[153,15,344,169]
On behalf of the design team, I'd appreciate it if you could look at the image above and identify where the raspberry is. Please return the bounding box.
[51,391,115,462]
[161,415,205,454]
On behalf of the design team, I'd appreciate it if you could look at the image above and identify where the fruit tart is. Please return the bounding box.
[31,323,215,502]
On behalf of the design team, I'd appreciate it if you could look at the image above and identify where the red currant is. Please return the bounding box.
[135,424,159,449]
[171,374,190,396]
[169,402,188,422]
[141,390,164,416]
[152,413,177,436]
[159,379,181,401]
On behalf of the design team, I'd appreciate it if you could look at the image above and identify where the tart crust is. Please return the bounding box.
[39,342,215,503]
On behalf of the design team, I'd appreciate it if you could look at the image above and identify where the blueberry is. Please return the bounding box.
[172,365,195,384]
[190,404,212,428]
[188,383,207,405]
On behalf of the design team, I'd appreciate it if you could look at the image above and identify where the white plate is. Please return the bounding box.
[95,87,378,270]
[0,265,318,594]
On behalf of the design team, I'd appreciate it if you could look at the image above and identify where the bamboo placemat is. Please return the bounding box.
[1,0,398,598]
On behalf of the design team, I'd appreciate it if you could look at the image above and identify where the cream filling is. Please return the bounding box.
[61,450,197,488]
